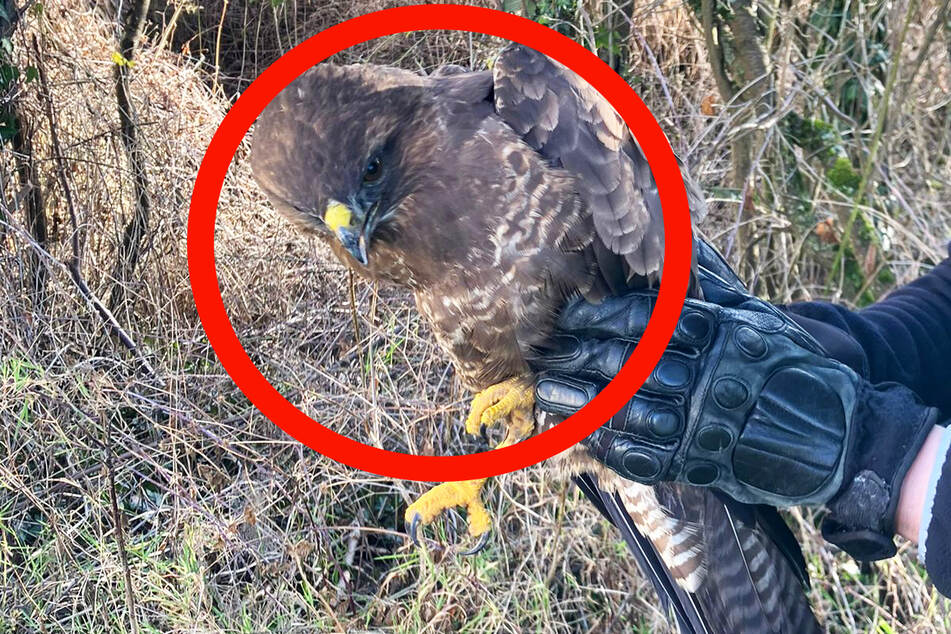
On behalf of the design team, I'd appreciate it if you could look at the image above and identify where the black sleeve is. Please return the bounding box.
[782,248,951,418]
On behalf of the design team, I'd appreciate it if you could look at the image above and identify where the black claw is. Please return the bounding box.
[459,529,491,556]
[446,508,460,543]
[407,513,422,547]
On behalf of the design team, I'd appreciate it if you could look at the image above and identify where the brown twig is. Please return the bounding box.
[108,0,152,312]
[213,0,230,96]
[104,411,139,634]
[31,35,157,379]
[348,267,361,343]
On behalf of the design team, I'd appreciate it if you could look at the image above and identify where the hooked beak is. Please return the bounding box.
[323,200,369,266]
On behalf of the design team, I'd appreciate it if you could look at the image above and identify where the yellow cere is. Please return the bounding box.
[323,202,352,232]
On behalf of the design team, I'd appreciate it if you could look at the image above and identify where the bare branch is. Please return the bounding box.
[109,0,152,312]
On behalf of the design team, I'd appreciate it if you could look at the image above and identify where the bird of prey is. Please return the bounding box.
[250,44,822,633]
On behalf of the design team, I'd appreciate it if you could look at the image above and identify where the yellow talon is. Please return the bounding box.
[405,479,490,538]
[464,377,535,443]
[405,377,535,549]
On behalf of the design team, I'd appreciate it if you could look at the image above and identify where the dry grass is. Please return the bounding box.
[2,1,950,632]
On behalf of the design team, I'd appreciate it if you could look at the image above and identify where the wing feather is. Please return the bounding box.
[653,484,822,634]
[493,44,706,279]
[574,473,715,634]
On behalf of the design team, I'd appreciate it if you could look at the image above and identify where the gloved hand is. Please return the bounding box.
[533,241,938,560]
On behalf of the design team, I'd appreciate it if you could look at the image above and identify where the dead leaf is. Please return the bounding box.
[288,540,314,560]
[743,187,756,216]
[701,94,717,116]
[197,464,227,491]
[815,218,838,244]
[863,243,878,277]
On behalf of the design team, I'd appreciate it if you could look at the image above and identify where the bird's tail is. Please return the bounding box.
[574,474,715,633]
[574,473,823,634]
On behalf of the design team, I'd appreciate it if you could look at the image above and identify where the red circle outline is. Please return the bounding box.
[187,4,692,483]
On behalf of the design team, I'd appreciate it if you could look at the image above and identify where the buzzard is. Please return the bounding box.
[251,44,821,633]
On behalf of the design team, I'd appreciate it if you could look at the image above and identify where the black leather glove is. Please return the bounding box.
[533,241,938,560]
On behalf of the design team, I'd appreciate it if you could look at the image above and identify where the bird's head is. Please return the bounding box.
[251,63,449,282]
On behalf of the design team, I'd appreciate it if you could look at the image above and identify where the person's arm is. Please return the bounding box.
[784,252,951,594]
[902,424,951,596]
[895,426,946,541]
[784,248,951,414]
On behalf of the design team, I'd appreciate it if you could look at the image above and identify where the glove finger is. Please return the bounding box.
[584,426,667,483]
[696,240,738,284]
[695,241,785,317]
[534,372,600,417]
[554,292,655,339]
[529,334,634,375]
[696,240,748,296]
[554,294,717,351]
[698,267,754,308]
[535,355,693,422]
[532,332,698,402]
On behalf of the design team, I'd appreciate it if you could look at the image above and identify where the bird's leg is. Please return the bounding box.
[405,377,535,552]
[406,478,490,537]
[465,377,535,447]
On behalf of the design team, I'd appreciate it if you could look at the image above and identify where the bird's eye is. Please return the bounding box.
[363,157,383,183]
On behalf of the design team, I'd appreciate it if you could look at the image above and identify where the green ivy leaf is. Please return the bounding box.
[0,63,18,90]
[0,111,20,142]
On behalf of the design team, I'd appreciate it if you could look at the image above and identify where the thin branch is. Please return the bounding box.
[700,0,736,103]
[31,35,157,379]
[109,0,153,312]
[901,0,950,100]
[104,411,139,634]
[213,0,230,96]
[347,268,361,343]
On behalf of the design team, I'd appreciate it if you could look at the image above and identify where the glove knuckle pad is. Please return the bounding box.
[601,398,684,482]
[675,320,856,506]
[607,440,664,480]
[612,397,684,441]
[676,308,715,346]
[648,356,693,391]
[732,367,848,499]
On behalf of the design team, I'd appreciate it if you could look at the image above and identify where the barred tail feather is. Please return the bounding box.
[573,474,713,634]
[575,474,823,634]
